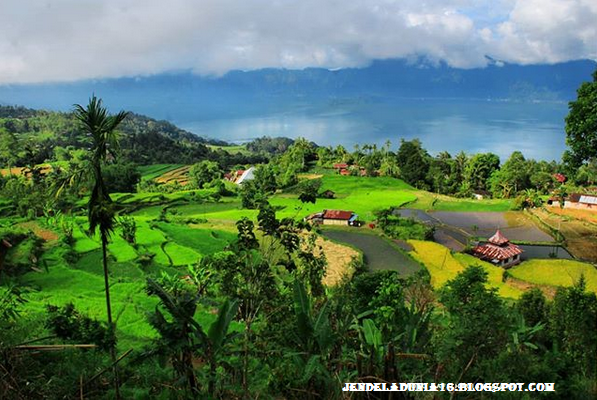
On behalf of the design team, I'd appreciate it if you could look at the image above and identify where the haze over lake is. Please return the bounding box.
[179,98,568,161]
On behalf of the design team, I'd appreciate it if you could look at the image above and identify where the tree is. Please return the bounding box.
[464,153,500,192]
[0,128,19,174]
[517,288,548,328]
[437,265,509,382]
[297,178,322,204]
[73,96,128,398]
[189,160,222,189]
[550,277,597,377]
[103,162,141,193]
[427,151,454,194]
[492,151,531,197]
[240,180,266,209]
[565,69,597,167]
[396,139,430,188]
[253,164,278,193]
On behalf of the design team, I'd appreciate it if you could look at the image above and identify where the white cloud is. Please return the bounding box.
[0,0,594,84]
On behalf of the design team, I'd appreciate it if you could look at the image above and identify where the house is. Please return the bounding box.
[305,209,360,226]
[320,190,335,199]
[472,190,490,200]
[547,193,597,210]
[333,163,348,170]
[472,230,523,268]
[235,167,255,185]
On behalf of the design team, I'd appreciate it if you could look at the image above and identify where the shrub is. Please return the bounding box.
[46,303,114,351]
[119,215,137,245]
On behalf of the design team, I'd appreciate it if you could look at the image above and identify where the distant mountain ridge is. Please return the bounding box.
[0,58,595,123]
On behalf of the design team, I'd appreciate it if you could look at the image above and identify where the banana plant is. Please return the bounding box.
[145,278,239,397]
[287,279,336,397]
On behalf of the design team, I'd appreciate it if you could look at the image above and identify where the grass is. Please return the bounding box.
[154,223,236,255]
[408,190,513,212]
[408,240,465,288]
[162,242,201,266]
[409,240,523,298]
[206,144,251,155]
[509,259,597,293]
[271,175,417,221]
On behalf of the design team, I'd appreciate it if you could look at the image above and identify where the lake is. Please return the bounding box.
[179,97,569,161]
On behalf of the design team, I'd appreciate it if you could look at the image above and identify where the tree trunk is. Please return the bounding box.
[209,352,217,398]
[242,318,252,399]
[102,233,120,400]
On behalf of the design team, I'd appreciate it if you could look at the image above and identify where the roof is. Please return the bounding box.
[473,242,523,261]
[488,230,509,245]
[568,193,582,203]
[305,212,324,220]
[579,195,597,205]
[553,173,567,183]
[323,210,354,220]
[236,167,255,185]
[333,163,348,169]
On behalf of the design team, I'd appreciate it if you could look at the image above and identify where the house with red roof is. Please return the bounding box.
[472,230,523,268]
[305,209,360,226]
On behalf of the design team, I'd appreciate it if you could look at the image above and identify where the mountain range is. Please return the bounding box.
[0,58,594,124]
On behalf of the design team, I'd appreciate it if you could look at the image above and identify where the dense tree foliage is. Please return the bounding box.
[189,160,223,189]
[565,69,597,167]
[246,136,294,155]
[396,139,430,188]
[103,162,141,193]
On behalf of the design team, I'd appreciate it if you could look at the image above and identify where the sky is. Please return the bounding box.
[0,0,596,84]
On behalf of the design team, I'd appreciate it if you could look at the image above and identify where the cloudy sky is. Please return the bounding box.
[1,0,596,84]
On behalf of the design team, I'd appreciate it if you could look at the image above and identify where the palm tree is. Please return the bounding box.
[73,96,128,397]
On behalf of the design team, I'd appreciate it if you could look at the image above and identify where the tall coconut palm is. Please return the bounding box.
[73,96,128,397]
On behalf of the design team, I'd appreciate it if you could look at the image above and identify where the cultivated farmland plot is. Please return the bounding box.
[430,211,555,242]
[321,229,421,276]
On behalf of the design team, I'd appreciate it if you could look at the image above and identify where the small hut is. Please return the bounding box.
[305,209,359,226]
[472,230,523,268]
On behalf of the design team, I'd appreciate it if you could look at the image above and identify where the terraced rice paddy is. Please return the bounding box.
[408,240,523,298]
[155,165,192,185]
[509,259,597,294]
[531,208,597,262]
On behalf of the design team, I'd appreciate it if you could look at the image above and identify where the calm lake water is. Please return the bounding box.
[179,98,569,161]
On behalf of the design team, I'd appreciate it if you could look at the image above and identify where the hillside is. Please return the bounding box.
[0,105,264,166]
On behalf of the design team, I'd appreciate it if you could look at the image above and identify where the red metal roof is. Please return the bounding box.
[553,173,567,183]
[333,163,348,169]
[473,242,523,261]
[323,210,354,220]
[488,230,509,245]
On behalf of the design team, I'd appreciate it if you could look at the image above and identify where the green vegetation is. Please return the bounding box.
[3,86,597,398]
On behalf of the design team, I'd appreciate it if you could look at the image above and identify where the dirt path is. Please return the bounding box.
[506,276,557,299]
[17,222,59,242]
